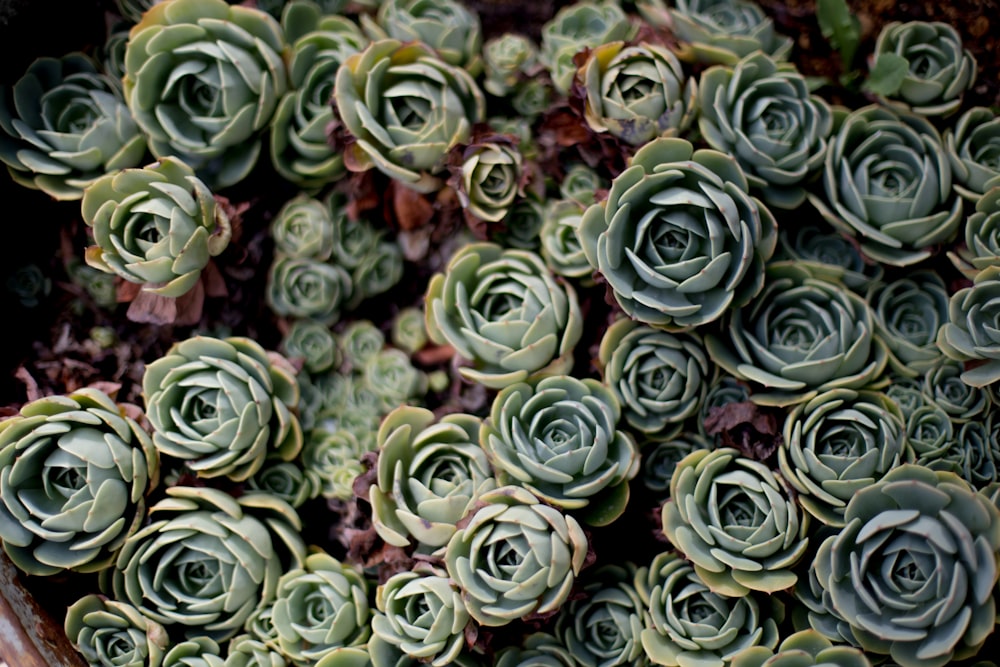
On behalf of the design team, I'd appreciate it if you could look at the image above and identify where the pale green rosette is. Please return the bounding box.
[949,186,1000,278]
[867,270,949,377]
[270,194,335,261]
[730,629,871,667]
[539,199,592,283]
[266,255,353,324]
[945,106,1000,201]
[539,0,633,95]
[65,594,170,667]
[361,0,482,74]
[938,264,1000,386]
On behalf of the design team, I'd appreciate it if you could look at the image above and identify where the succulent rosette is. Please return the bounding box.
[81,156,232,298]
[539,199,592,282]
[444,485,588,627]
[483,32,540,97]
[867,270,949,376]
[0,52,147,200]
[362,348,428,411]
[640,432,711,499]
[370,406,495,550]
[280,319,339,374]
[350,240,405,307]
[361,0,483,75]
[774,220,882,291]
[661,447,809,596]
[945,106,1000,201]
[332,38,486,193]
[905,401,955,464]
[244,460,321,509]
[225,635,287,667]
[301,425,368,501]
[270,551,371,663]
[0,388,158,576]
[915,417,1000,489]
[164,637,226,667]
[104,486,304,641]
[371,565,470,666]
[779,388,909,527]
[809,104,962,266]
[578,41,697,146]
[698,51,833,209]
[950,186,1000,278]
[270,194,335,261]
[271,5,368,191]
[580,136,777,331]
[424,242,582,389]
[390,306,428,354]
[494,197,545,251]
[450,134,524,224]
[65,594,170,667]
[922,359,990,422]
[540,1,634,94]
[480,375,640,525]
[937,264,1000,386]
[559,163,606,207]
[598,317,711,440]
[142,335,302,482]
[812,464,1000,667]
[730,629,871,667]
[492,632,575,667]
[266,255,353,324]
[636,551,782,667]
[870,20,976,117]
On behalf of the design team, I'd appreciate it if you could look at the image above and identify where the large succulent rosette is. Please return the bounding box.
[937,264,1000,386]
[81,156,232,298]
[332,38,486,193]
[705,262,889,407]
[444,485,588,627]
[809,104,962,267]
[811,464,1000,667]
[945,106,1000,201]
[361,0,483,75]
[0,388,158,576]
[142,335,303,481]
[0,52,147,200]
[122,0,289,189]
[698,51,833,209]
[580,137,777,331]
[424,242,582,389]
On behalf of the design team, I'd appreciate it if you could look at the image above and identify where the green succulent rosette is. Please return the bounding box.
[559,163,606,207]
[950,186,1000,278]
[494,197,544,251]
[773,220,882,292]
[165,636,226,667]
[915,416,1000,489]
[639,432,712,500]
[65,594,170,667]
[698,51,832,209]
[922,359,990,422]
[361,348,428,411]
[661,447,809,596]
[578,40,696,147]
[0,388,158,576]
[280,319,339,374]
[598,317,710,440]
[271,4,368,191]
[870,20,976,117]
[271,551,371,664]
[580,137,777,331]
[361,0,482,75]
[424,242,582,389]
[809,104,962,267]
[301,424,368,501]
[444,485,588,627]
[244,460,321,509]
[539,199,592,283]
[0,52,147,200]
[867,270,949,377]
[945,106,1000,201]
[480,375,639,526]
[266,255,353,324]
[142,335,302,482]
[730,629,871,667]
[81,156,232,298]
[451,135,524,224]
[492,632,575,667]
[338,319,385,368]
[483,32,540,97]
[371,565,470,667]
[370,406,495,550]
[332,38,485,193]
[539,0,633,95]
[390,306,428,354]
[812,464,1000,667]
[937,264,1000,386]
[905,401,954,463]
[225,635,287,667]
[270,194,335,261]
[636,551,782,667]
[705,262,889,407]
[779,389,909,527]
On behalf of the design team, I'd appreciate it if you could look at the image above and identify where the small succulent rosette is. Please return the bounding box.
[539,0,633,95]
[811,464,1000,667]
[948,186,1000,278]
[945,106,1000,201]
[867,270,950,376]
[424,242,583,389]
[938,264,1000,386]
[773,219,882,291]
[539,198,593,283]
[580,137,777,331]
[81,156,232,298]
[65,594,170,667]
[332,38,486,193]
[869,20,977,117]
[0,388,158,576]
[483,32,540,98]
[448,133,526,226]
[122,0,290,189]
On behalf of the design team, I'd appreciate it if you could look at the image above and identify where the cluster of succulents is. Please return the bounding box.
[3,0,1000,666]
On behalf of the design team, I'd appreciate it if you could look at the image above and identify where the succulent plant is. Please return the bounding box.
[480,374,640,525]
[444,485,588,627]
[0,52,147,200]
[271,4,368,191]
[597,317,710,440]
[539,0,633,95]
[914,416,1000,489]
[0,388,158,576]
[65,594,170,667]
[938,264,1000,386]
[350,241,405,308]
[866,270,949,377]
[945,106,1000,201]
[142,335,302,481]
[558,163,606,207]
[578,41,697,147]
[706,262,889,406]
[812,464,1000,666]
[270,194,336,261]
[424,242,582,389]
[809,104,962,267]
[266,255,353,324]
[950,185,1000,278]
[580,137,777,330]
[370,406,495,550]
[636,551,782,667]
[80,155,232,298]
[271,550,371,664]
[773,220,882,292]
[730,629,872,667]
[869,20,976,117]
[225,635,287,667]
[301,425,368,501]
[244,460,321,509]
[922,359,990,422]
[362,348,428,411]
[904,401,955,463]
[164,636,226,667]
[450,134,524,224]
[361,0,482,75]
[390,307,428,354]
[661,447,809,596]
[280,319,339,374]
[5,263,51,309]
[483,32,540,97]
[639,432,712,500]
[332,38,485,193]
[779,388,909,527]
[538,199,591,283]
[492,632,575,667]
[494,197,545,251]
[698,51,833,209]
